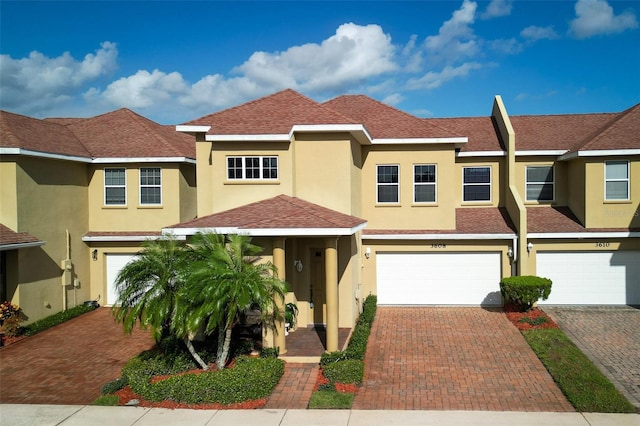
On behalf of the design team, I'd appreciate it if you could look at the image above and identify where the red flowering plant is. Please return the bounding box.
[1,301,23,337]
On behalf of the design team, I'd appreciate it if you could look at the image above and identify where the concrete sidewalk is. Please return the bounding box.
[2,405,639,426]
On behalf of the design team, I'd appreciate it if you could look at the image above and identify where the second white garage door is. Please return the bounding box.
[537,251,640,305]
[376,252,502,306]
[106,253,136,306]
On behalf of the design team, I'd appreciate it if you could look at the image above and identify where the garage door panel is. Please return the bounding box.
[377,252,502,305]
[538,251,640,305]
[106,254,135,306]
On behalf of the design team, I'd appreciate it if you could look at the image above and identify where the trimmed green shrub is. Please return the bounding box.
[101,377,128,395]
[500,276,552,310]
[260,347,279,358]
[22,304,97,336]
[344,324,370,360]
[323,360,364,385]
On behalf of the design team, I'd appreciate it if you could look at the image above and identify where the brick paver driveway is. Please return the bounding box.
[353,307,573,411]
[545,306,640,412]
[0,308,155,404]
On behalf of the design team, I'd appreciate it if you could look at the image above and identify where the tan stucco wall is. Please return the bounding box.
[360,146,456,230]
[360,239,514,300]
[566,158,586,225]
[0,161,18,230]
[179,164,197,222]
[3,156,90,323]
[583,158,640,229]
[88,164,193,231]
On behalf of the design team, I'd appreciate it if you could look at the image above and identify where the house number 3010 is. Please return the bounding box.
[431,243,447,249]
[595,242,610,247]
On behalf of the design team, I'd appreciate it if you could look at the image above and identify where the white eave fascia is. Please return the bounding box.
[206,134,291,142]
[515,150,567,157]
[362,233,516,240]
[163,222,367,237]
[456,150,506,157]
[0,240,46,251]
[372,137,468,145]
[176,125,211,133]
[528,232,640,239]
[82,234,186,242]
[558,149,640,161]
[0,147,92,163]
[91,157,196,164]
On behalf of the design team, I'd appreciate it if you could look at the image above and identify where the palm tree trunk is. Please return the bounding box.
[216,326,233,370]
[183,337,209,371]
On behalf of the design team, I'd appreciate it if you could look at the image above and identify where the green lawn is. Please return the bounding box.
[523,328,635,413]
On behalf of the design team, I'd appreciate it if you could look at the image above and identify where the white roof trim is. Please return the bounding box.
[362,233,516,240]
[82,235,186,242]
[456,150,506,157]
[163,222,367,237]
[558,149,640,161]
[0,240,46,251]
[0,148,195,164]
[515,150,567,156]
[372,137,468,145]
[528,232,640,239]
[176,125,211,133]
[206,134,292,142]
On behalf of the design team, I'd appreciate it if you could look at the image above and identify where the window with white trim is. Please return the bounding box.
[414,164,436,203]
[377,165,399,203]
[140,167,161,205]
[104,168,126,205]
[526,165,554,202]
[463,166,491,202]
[227,156,278,180]
[605,160,629,200]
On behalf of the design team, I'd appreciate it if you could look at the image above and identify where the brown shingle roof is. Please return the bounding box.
[322,95,459,139]
[428,116,503,152]
[573,103,640,152]
[185,89,355,135]
[168,195,366,233]
[363,208,516,235]
[0,224,43,248]
[527,206,639,233]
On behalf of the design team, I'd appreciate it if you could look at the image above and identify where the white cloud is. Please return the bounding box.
[406,62,483,90]
[521,26,560,41]
[569,0,638,38]
[382,93,404,105]
[95,69,189,108]
[489,38,523,54]
[424,0,479,65]
[480,0,512,19]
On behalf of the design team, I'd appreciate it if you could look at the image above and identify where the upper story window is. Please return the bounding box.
[104,168,126,205]
[227,156,278,180]
[463,166,491,202]
[377,165,399,203]
[140,167,161,205]
[526,165,554,202]
[414,164,436,203]
[605,160,629,200]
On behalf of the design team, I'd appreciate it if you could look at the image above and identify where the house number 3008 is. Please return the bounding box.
[431,243,447,249]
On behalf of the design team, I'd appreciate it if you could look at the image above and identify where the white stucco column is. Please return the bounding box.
[273,237,287,354]
[325,237,339,352]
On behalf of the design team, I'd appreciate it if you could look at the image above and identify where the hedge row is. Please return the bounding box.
[500,276,552,310]
[22,304,98,336]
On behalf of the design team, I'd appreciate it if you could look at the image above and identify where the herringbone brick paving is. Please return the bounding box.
[0,307,155,404]
[352,307,574,411]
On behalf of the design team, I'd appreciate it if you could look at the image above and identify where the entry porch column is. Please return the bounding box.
[325,237,339,352]
[273,237,286,354]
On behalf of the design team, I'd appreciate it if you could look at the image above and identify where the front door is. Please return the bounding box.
[310,249,326,325]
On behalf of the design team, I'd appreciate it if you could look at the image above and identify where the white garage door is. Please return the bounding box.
[376,252,502,305]
[537,251,640,305]
[106,254,135,306]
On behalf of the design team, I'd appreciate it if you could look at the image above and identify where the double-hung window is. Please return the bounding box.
[526,165,554,202]
[140,167,161,205]
[227,156,278,180]
[414,164,436,203]
[104,168,126,206]
[463,167,491,202]
[605,160,629,200]
[377,165,399,203]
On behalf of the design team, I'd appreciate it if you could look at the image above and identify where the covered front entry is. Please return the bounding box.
[376,252,502,306]
[537,251,640,305]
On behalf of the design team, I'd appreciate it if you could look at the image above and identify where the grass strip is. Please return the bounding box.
[523,328,635,413]
[308,390,354,409]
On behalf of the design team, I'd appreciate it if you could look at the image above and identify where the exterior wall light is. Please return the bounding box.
[92,249,98,261]
[294,260,303,272]
[507,247,513,258]
[365,247,371,259]
[527,242,534,253]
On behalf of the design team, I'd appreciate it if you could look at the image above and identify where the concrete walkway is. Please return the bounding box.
[545,306,640,412]
[353,307,573,411]
[2,404,638,426]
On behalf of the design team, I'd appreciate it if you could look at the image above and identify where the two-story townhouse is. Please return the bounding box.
[167,89,638,353]
[0,109,196,323]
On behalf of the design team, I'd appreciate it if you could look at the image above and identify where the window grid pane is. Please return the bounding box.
[245,157,260,179]
[226,156,278,180]
[377,165,399,203]
[526,166,554,201]
[227,157,243,179]
[105,168,125,205]
[605,161,629,200]
[463,167,491,201]
[414,165,436,203]
[140,168,161,205]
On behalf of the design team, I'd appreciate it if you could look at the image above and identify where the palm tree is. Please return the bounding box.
[178,232,287,370]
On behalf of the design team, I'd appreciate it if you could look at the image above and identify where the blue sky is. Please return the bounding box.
[1,0,639,124]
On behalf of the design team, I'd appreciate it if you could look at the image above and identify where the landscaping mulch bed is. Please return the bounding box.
[503,303,558,331]
[314,368,359,394]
